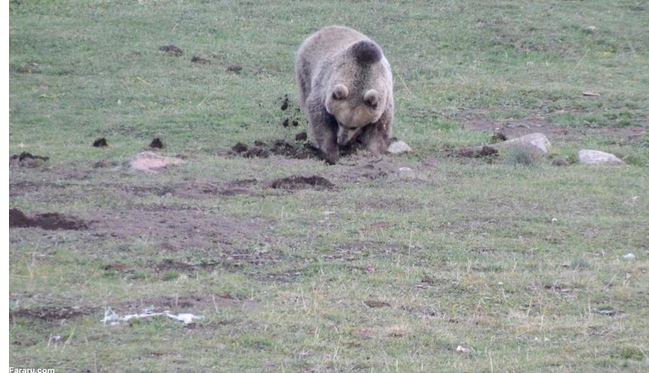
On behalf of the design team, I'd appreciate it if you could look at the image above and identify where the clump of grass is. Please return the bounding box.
[504,146,537,167]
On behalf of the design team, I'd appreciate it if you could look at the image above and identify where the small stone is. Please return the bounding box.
[387,140,412,154]
[578,149,624,165]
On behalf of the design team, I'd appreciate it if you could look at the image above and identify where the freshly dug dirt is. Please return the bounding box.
[191,56,210,64]
[93,138,108,147]
[227,65,242,73]
[10,305,95,322]
[10,152,49,167]
[159,45,183,56]
[9,208,88,230]
[449,145,498,158]
[270,175,334,190]
[230,140,318,160]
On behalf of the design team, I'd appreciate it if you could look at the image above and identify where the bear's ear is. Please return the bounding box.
[332,84,349,100]
[363,89,379,108]
[349,40,382,65]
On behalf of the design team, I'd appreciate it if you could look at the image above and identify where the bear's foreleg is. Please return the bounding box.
[307,98,340,164]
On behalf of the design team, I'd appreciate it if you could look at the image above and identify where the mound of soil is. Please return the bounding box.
[10,305,94,322]
[9,208,87,230]
[230,140,318,160]
[226,64,242,73]
[191,56,210,64]
[270,175,334,190]
[149,137,164,149]
[93,137,108,147]
[159,45,183,56]
[9,152,49,167]
[449,145,498,158]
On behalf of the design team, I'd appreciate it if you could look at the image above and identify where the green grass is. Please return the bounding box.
[9,1,649,371]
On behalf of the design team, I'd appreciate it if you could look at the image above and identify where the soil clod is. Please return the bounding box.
[191,56,210,64]
[280,95,289,111]
[270,175,334,190]
[364,300,391,308]
[149,138,164,149]
[295,132,308,141]
[227,65,242,73]
[450,145,498,158]
[159,45,183,56]
[10,152,49,167]
[10,208,88,230]
[93,137,108,147]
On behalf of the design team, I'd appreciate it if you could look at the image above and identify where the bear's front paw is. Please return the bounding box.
[320,144,340,164]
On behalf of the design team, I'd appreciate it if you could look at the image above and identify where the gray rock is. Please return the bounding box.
[491,133,551,156]
[387,140,412,154]
[578,149,624,165]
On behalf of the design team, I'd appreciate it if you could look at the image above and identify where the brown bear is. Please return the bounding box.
[295,26,394,164]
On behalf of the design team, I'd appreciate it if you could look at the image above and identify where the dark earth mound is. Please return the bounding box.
[227,65,242,73]
[449,145,498,158]
[10,305,95,322]
[159,45,183,56]
[191,56,210,64]
[9,208,88,230]
[270,175,334,190]
[9,152,49,167]
[230,140,319,160]
[149,137,164,149]
[93,137,108,147]
[295,131,308,141]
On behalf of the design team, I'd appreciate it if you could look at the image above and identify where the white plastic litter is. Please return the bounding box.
[102,307,204,326]
[623,253,636,261]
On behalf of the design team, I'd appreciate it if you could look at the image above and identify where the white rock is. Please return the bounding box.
[397,167,417,179]
[578,150,624,165]
[387,140,412,154]
[623,253,636,260]
[492,133,551,156]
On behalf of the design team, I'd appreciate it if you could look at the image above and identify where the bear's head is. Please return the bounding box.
[325,40,391,146]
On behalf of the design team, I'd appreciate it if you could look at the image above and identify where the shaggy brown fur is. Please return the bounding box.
[295,26,394,164]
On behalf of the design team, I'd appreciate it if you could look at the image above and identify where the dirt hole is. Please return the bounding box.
[149,137,164,149]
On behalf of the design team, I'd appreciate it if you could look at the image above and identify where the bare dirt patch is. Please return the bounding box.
[10,305,96,322]
[463,117,647,143]
[153,259,217,273]
[10,152,49,168]
[91,208,269,252]
[10,208,88,230]
[269,175,334,190]
[130,151,184,173]
[114,294,256,314]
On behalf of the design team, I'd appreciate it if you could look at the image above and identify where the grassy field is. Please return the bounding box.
[9,0,649,371]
